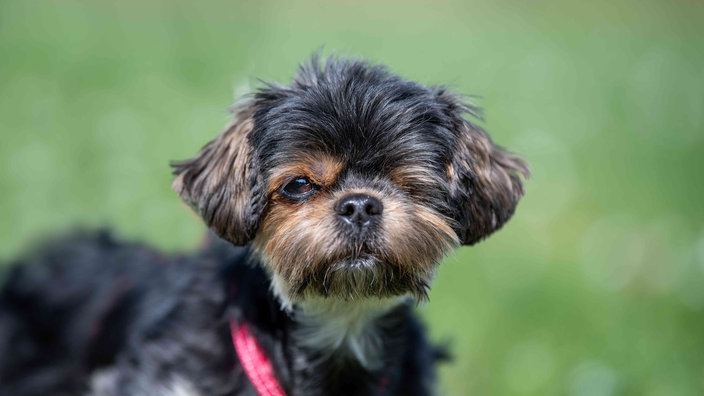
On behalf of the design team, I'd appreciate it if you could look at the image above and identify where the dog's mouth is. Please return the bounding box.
[330,254,379,272]
[339,244,378,266]
[326,243,393,275]
[285,251,433,301]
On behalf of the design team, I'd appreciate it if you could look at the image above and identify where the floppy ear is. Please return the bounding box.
[171,104,265,245]
[438,90,530,245]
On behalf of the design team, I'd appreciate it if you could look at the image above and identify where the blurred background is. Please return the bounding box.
[1,0,703,394]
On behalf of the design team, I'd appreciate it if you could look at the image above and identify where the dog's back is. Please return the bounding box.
[0,231,179,395]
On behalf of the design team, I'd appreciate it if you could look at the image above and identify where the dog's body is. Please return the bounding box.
[0,56,527,396]
[1,232,439,395]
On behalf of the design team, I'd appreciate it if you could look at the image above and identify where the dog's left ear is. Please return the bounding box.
[438,90,530,245]
[171,103,265,245]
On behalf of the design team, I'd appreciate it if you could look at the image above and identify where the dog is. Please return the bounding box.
[0,56,528,396]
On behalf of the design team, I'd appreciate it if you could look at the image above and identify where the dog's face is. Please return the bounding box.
[172,57,528,304]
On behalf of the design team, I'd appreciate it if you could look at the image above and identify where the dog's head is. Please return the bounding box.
[172,56,528,304]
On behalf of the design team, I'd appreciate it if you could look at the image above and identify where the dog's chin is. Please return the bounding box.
[270,254,433,311]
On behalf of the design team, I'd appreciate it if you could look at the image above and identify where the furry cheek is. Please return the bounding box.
[379,198,459,275]
[252,194,347,287]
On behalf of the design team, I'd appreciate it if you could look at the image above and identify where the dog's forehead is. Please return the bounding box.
[251,66,456,174]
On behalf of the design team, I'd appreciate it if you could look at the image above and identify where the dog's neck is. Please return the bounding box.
[290,296,407,370]
[224,258,428,395]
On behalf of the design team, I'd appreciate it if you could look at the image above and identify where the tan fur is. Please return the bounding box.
[381,199,458,274]
[389,164,445,192]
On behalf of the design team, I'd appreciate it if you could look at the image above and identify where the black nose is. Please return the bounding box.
[334,194,383,227]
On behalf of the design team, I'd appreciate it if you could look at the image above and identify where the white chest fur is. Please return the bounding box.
[292,296,406,370]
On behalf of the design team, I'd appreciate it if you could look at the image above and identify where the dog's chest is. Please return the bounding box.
[292,297,403,371]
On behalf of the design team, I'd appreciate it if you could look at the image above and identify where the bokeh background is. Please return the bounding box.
[1,0,703,394]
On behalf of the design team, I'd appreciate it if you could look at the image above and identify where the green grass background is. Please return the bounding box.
[1,0,703,394]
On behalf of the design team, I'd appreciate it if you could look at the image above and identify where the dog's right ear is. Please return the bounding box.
[171,104,265,245]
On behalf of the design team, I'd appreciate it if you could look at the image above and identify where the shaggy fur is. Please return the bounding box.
[0,56,528,396]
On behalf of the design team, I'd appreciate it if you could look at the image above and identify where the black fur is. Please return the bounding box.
[0,232,441,395]
[0,56,527,395]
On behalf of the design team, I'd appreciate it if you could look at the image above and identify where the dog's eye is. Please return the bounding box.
[281,177,316,200]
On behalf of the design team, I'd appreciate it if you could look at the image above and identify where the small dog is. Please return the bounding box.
[0,56,528,396]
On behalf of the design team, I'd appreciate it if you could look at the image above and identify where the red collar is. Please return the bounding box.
[229,319,287,396]
[230,318,392,395]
